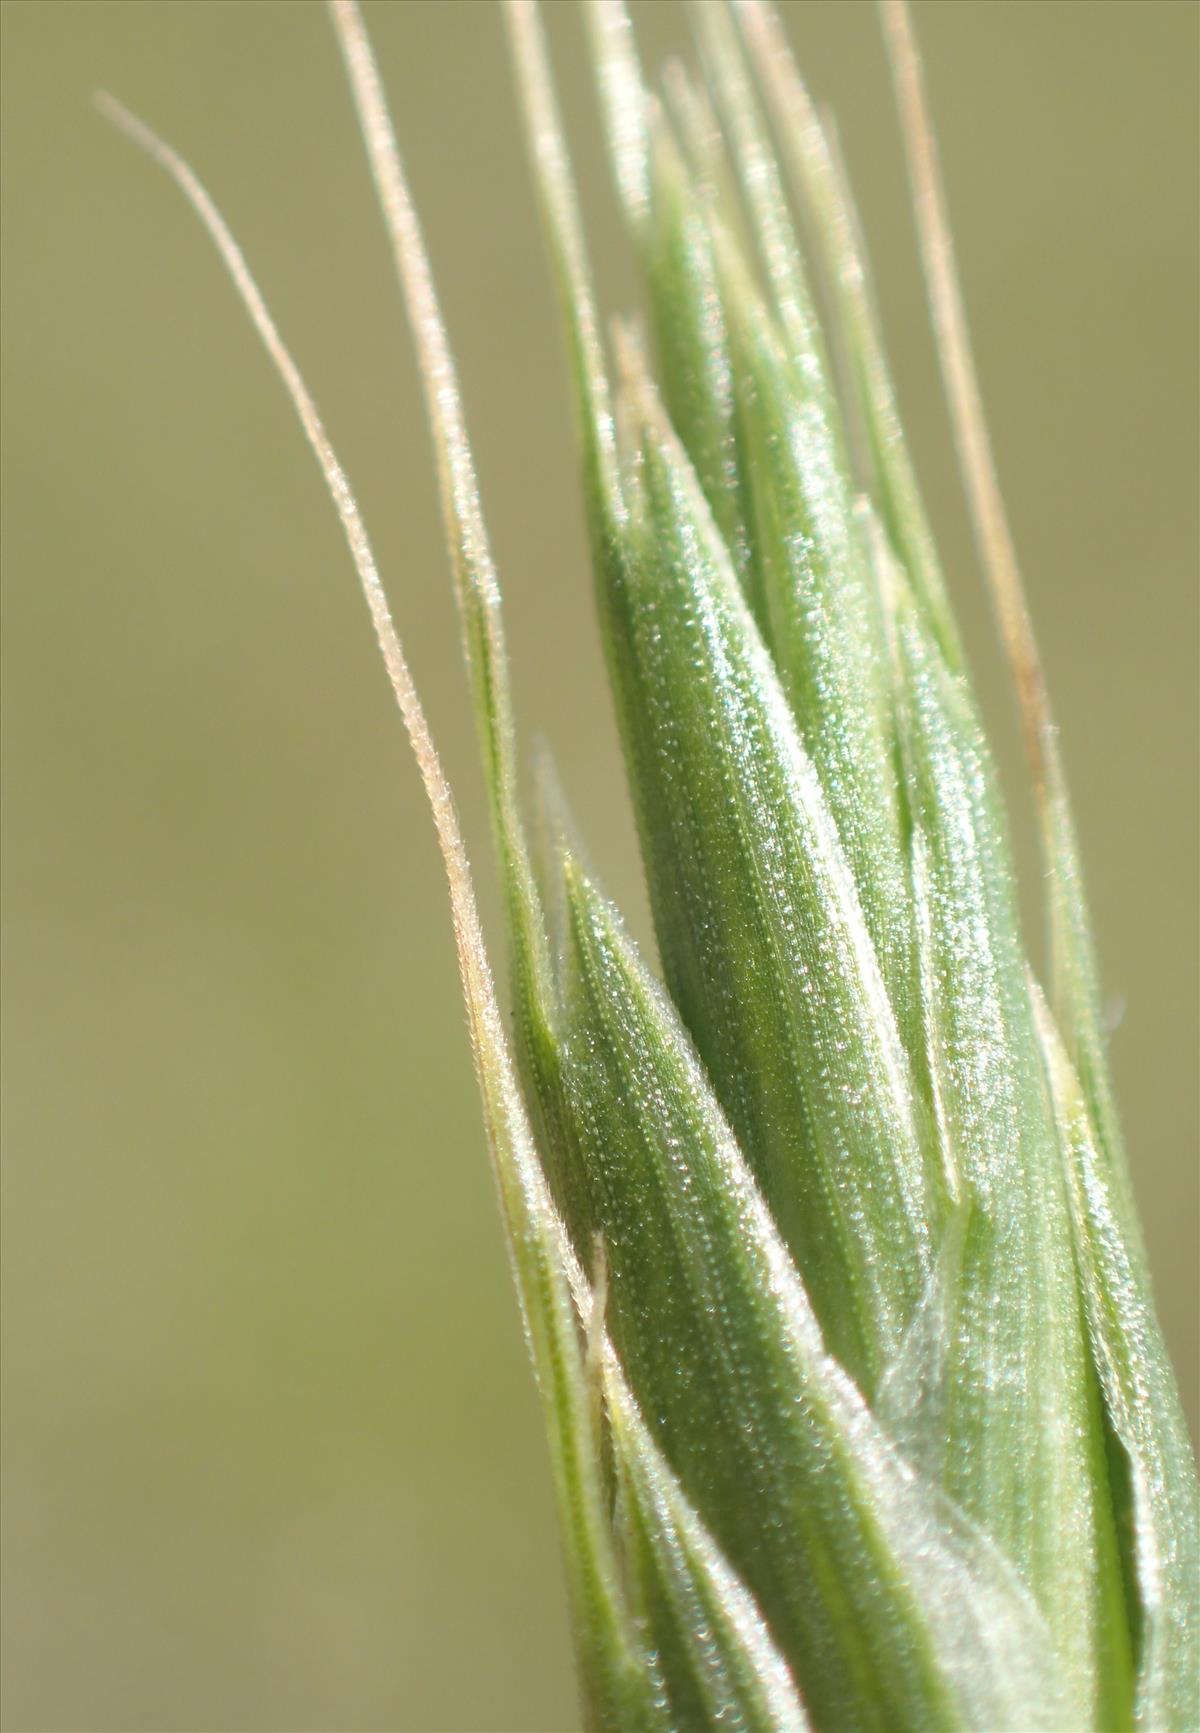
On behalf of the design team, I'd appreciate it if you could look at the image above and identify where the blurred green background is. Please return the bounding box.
[2,3,1195,1728]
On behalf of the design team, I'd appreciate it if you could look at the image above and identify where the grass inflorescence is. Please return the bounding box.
[104,4,1197,1728]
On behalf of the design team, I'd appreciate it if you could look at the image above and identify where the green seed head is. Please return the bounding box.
[105,3,1199,1727]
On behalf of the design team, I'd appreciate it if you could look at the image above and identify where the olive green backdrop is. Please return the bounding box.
[2,2,1196,1729]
